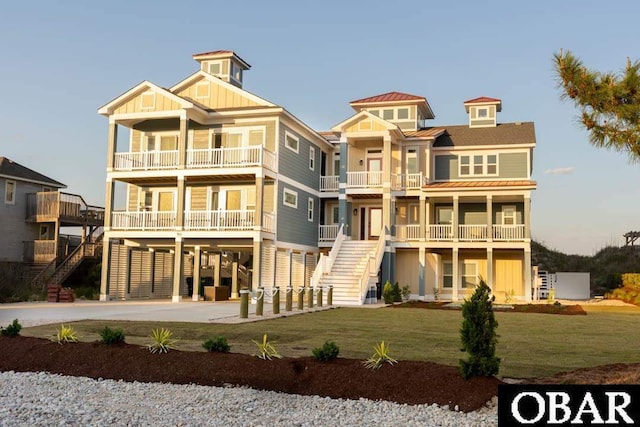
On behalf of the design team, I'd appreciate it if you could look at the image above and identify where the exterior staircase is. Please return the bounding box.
[318,240,379,305]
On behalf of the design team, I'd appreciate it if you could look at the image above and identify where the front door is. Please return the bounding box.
[367,157,382,186]
[368,207,382,240]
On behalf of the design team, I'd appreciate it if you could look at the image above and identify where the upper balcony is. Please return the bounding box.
[320,172,423,193]
[395,224,526,242]
[26,192,104,226]
[112,146,277,174]
[110,210,275,233]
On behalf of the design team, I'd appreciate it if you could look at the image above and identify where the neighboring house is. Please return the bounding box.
[98,50,536,304]
[0,157,104,285]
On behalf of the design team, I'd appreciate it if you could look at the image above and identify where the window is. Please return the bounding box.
[397,108,409,120]
[487,155,497,174]
[459,154,499,177]
[4,180,15,204]
[208,62,221,75]
[307,198,314,222]
[462,261,478,288]
[406,148,418,174]
[231,63,242,81]
[283,188,298,208]
[477,107,488,118]
[248,129,264,146]
[39,225,49,240]
[285,132,299,153]
[331,205,339,224]
[382,109,394,120]
[436,207,453,224]
[333,152,340,176]
[369,109,379,117]
[140,91,155,110]
[502,205,517,225]
[195,81,210,99]
[246,188,256,211]
[309,147,315,170]
[443,261,453,288]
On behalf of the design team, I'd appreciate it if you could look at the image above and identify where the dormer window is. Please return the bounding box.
[231,63,242,82]
[477,107,488,118]
[464,97,502,128]
[208,62,222,75]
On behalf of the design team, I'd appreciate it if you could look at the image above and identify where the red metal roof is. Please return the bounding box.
[464,96,502,104]
[192,50,235,58]
[350,91,426,104]
[423,180,536,189]
[403,128,446,138]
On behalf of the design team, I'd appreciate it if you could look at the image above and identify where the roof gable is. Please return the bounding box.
[0,157,65,187]
[170,71,274,110]
[331,110,400,133]
[98,81,195,116]
[350,91,425,104]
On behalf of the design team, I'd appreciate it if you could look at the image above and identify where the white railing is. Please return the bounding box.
[347,171,383,188]
[262,149,277,171]
[360,227,386,304]
[392,173,422,190]
[319,224,339,241]
[458,225,488,241]
[113,150,179,170]
[184,210,255,230]
[262,212,275,233]
[395,224,420,241]
[493,224,526,241]
[111,211,176,230]
[186,146,275,169]
[427,224,453,241]
[320,175,339,192]
[310,224,345,289]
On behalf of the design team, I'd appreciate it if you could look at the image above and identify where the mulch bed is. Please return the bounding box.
[0,335,500,412]
[390,301,587,315]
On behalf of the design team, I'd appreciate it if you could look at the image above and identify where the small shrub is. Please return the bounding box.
[1,319,22,337]
[99,326,125,345]
[363,341,397,369]
[459,279,500,379]
[252,334,282,360]
[202,335,230,353]
[312,341,340,361]
[148,328,177,354]
[401,285,411,301]
[392,282,402,302]
[382,281,394,304]
[433,287,440,301]
[55,324,78,344]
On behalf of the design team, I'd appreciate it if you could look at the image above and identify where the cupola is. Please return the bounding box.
[464,97,502,128]
[192,50,251,88]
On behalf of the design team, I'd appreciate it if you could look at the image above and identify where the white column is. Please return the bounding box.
[486,195,493,242]
[419,194,426,240]
[487,247,494,291]
[192,246,201,301]
[172,237,184,303]
[453,195,459,241]
[524,248,532,302]
[452,248,459,301]
[176,176,185,230]
[524,196,531,239]
[99,236,110,301]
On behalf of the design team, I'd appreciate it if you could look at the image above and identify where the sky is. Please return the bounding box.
[1,0,639,256]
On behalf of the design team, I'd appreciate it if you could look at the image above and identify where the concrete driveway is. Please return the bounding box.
[0,300,246,327]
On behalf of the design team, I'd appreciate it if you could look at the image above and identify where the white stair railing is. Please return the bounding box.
[310,224,345,288]
[360,228,386,304]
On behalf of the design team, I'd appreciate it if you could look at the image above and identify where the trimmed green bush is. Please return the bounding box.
[382,281,394,304]
[202,335,230,353]
[392,282,402,302]
[459,279,500,379]
[99,326,125,345]
[0,319,22,337]
[312,340,340,361]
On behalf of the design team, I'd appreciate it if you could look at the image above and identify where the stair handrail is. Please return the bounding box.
[29,258,57,291]
[359,228,386,304]
[310,224,345,288]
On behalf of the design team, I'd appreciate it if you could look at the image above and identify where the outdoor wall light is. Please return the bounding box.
[359,159,364,166]
[353,209,358,216]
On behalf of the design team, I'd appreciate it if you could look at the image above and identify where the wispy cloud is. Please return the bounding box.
[544,167,575,175]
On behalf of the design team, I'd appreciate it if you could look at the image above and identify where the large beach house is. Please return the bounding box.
[98,50,536,304]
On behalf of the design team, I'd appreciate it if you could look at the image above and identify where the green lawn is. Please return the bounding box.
[21,305,640,378]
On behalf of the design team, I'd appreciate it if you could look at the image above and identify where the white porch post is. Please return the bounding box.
[524,196,531,239]
[176,176,186,230]
[452,195,459,241]
[99,236,110,301]
[524,248,532,302]
[487,247,494,291]
[192,246,201,301]
[252,238,262,290]
[419,194,426,240]
[172,237,184,302]
[486,195,493,242]
[106,118,117,171]
[452,248,459,301]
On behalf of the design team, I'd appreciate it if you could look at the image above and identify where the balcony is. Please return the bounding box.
[458,224,488,241]
[320,176,339,192]
[319,224,339,241]
[395,224,420,240]
[23,240,57,263]
[394,224,526,242]
[112,146,277,172]
[347,171,383,188]
[492,224,525,241]
[110,210,276,232]
[113,150,179,170]
[392,173,422,190]
[26,192,105,226]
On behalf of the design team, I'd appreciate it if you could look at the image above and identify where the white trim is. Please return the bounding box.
[461,260,479,289]
[458,153,499,177]
[0,174,64,188]
[98,80,195,115]
[431,143,535,151]
[284,131,299,154]
[4,179,16,205]
[283,188,298,208]
[309,146,315,171]
[501,205,517,225]
[442,260,453,289]
[307,197,314,222]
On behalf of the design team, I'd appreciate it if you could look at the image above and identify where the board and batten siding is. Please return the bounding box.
[114,91,181,115]
[434,152,528,181]
[277,185,318,247]
[278,124,321,190]
[175,77,263,110]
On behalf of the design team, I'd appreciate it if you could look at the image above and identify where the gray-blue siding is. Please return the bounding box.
[278,124,321,190]
[0,179,41,262]
[277,185,318,247]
